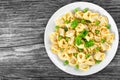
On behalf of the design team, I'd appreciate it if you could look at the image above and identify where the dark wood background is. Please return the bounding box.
[0,0,119,80]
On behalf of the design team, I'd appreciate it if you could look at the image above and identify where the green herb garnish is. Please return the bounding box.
[86,20,91,23]
[65,37,69,42]
[81,19,85,24]
[74,8,79,12]
[73,53,78,58]
[78,48,83,52]
[75,36,82,45]
[95,21,100,26]
[71,19,79,29]
[95,30,100,34]
[64,60,69,65]
[78,29,88,38]
[58,35,63,41]
[64,26,68,32]
[106,24,110,29]
[75,64,79,69]
[96,47,100,51]
[55,26,59,31]
[65,20,70,24]
[95,60,101,64]
[85,54,90,59]
[85,40,94,48]
[101,38,106,43]
[61,48,64,52]
[83,8,88,13]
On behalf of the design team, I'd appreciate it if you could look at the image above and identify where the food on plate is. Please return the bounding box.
[49,8,114,71]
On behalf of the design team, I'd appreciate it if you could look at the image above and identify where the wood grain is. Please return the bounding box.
[0,0,119,80]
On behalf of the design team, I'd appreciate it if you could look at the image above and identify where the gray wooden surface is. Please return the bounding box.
[0,0,119,80]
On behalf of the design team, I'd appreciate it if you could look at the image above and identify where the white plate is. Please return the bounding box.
[44,2,119,76]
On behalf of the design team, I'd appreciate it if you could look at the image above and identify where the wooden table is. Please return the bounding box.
[0,0,119,79]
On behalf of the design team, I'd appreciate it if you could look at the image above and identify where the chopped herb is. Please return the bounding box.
[65,20,70,24]
[75,64,79,69]
[96,47,100,51]
[81,19,85,24]
[85,54,90,59]
[78,29,88,38]
[61,48,64,52]
[85,40,94,48]
[75,36,82,45]
[55,26,59,31]
[78,48,83,52]
[83,8,88,13]
[106,24,110,29]
[74,8,79,12]
[65,37,69,42]
[64,60,69,65]
[101,38,106,43]
[78,33,84,38]
[95,21,100,26]
[86,20,91,23]
[71,19,79,29]
[95,30,100,34]
[95,60,101,64]
[58,35,63,41]
[64,26,68,32]
[73,53,78,58]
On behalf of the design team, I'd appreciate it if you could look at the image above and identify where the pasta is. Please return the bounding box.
[49,8,114,71]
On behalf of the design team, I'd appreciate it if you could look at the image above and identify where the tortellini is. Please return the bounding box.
[51,44,60,54]
[77,52,86,63]
[99,16,108,26]
[50,32,58,44]
[66,30,75,37]
[69,57,78,66]
[50,8,114,71]
[58,39,68,48]
[94,52,105,60]
[62,12,75,21]
[79,63,89,71]
[75,11,83,19]
[55,17,65,27]
[59,28,65,37]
